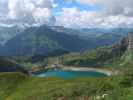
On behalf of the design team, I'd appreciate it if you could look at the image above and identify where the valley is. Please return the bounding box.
[0,25,133,100]
[0,0,133,99]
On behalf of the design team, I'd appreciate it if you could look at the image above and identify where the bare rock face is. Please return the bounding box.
[111,33,133,57]
[113,32,133,52]
[128,33,133,50]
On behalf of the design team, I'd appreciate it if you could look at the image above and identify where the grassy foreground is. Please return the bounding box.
[0,72,133,100]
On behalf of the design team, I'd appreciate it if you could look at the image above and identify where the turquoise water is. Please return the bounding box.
[34,70,106,79]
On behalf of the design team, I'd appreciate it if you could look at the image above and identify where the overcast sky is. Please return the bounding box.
[0,0,133,28]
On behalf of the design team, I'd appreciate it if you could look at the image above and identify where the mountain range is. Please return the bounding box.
[0,26,23,45]
[1,25,89,56]
[0,25,133,56]
[62,32,133,67]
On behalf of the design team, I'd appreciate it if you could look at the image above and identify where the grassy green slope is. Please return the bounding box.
[0,72,133,100]
[61,46,119,67]
[61,34,131,68]
[0,73,27,100]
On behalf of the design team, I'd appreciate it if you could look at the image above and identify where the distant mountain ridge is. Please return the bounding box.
[2,25,90,56]
[51,26,133,46]
[0,25,133,56]
[0,26,23,45]
[61,32,133,67]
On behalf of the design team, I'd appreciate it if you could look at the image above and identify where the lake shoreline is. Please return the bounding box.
[62,66,114,76]
[31,64,117,76]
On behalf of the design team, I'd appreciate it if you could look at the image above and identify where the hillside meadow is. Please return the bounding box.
[0,72,133,100]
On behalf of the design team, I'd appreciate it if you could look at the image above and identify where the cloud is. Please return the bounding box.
[0,0,133,28]
[33,8,52,25]
[65,0,100,5]
[56,7,101,28]
[0,0,9,15]
[56,7,133,28]
[0,0,55,27]
[55,0,133,28]
[68,0,133,16]
[95,0,133,16]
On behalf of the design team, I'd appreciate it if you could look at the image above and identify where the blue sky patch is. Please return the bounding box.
[53,0,103,16]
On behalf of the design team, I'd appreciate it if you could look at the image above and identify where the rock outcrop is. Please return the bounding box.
[128,33,133,50]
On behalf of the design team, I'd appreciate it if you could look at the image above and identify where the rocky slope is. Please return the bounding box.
[61,33,133,67]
